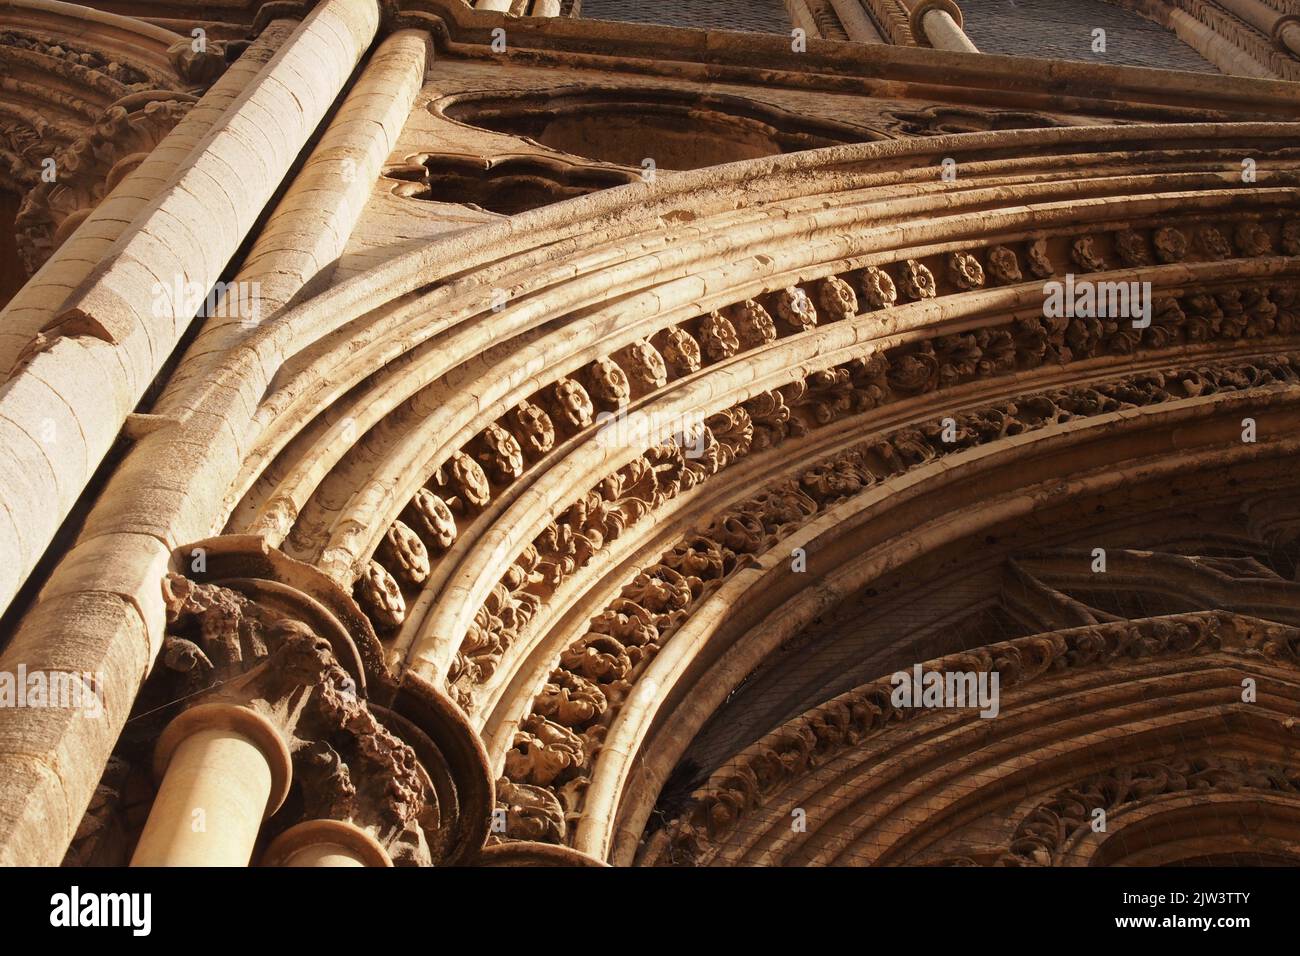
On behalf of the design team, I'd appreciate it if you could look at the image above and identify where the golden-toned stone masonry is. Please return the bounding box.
[0,0,1299,870]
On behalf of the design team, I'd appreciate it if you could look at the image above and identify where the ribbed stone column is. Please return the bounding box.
[158,28,433,408]
[787,0,823,37]
[1279,20,1300,58]
[130,704,291,867]
[0,0,378,621]
[1163,8,1273,77]
[1217,0,1300,58]
[0,0,380,869]
[829,0,884,41]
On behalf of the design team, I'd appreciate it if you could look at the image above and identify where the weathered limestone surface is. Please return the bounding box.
[0,0,1298,868]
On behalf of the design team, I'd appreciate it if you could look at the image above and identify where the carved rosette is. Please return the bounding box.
[496,352,1300,848]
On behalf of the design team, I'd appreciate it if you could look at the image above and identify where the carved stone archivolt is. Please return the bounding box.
[436,293,1300,702]
[14,0,1300,875]
[952,756,1300,867]
[495,355,1300,846]
[0,19,223,272]
[208,128,1300,871]
[641,611,1300,866]
[348,211,1300,651]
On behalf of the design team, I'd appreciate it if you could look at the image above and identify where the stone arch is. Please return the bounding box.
[136,119,1300,863]
[637,612,1300,866]
[0,0,223,275]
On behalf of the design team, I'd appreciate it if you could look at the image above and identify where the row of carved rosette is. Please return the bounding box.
[365,222,1300,848]
[355,216,1300,659]
[324,210,1300,844]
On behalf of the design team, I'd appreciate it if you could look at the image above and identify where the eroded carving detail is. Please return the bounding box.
[503,355,1300,846]
[651,612,1300,866]
[159,576,437,864]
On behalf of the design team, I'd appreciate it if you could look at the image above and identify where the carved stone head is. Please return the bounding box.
[1071,235,1107,273]
[1024,238,1054,278]
[1196,225,1231,261]
[1282,218,1300,256]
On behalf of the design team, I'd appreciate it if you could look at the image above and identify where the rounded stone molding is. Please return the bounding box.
[475,842,608,867]
[1273,16,1300,54]
[386,671,497,863]
[1057,793,1300,867]
[152,702,293,821]
[261,819,394,867]
[907,0,965,41]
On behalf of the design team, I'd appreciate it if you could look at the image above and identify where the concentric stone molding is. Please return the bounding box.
[342,212,1300,649]
[639,610,1300,866]
[3,0,1300,868]
[493,357,1300,846]
[971,755,1300,867]
[224,145,1300,653]
[421,265,1300,702]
